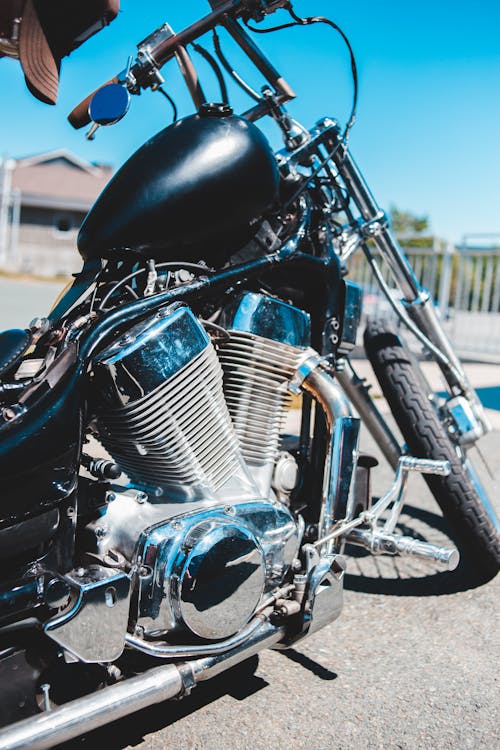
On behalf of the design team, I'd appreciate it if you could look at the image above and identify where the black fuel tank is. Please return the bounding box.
[78,107,280,266]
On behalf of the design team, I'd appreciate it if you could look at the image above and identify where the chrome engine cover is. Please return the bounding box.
[164,518,265,640]
[93,305,257,502]
[88,295,314,642]
[94,493,300,640]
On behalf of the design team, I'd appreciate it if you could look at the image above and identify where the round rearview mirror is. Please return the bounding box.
[89,83,131,126]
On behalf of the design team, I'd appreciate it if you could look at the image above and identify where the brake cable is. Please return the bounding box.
[192,41,230,105]
[242,3,359,210]
[157,86,179,122]
[244,2,358,139]
[212,28,262,102]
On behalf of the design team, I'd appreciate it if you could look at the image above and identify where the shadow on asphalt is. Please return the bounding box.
[58,657,267,750]
[56,652,338,750]
[344,503,497,597]
[56,654,338,750]
[278,648,338,681]
[345,565,495,597]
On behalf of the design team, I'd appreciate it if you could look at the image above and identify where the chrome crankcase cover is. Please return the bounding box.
[116,498,300,640]
[173,519,264,640]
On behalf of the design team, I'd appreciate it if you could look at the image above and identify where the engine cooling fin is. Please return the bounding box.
[218,292,312,496]
[219,331,303,464]
[94,306,255,501]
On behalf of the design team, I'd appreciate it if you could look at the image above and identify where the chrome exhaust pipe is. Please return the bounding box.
[335,365,401,470]
[0,621,284,750]
[292,356,360,553]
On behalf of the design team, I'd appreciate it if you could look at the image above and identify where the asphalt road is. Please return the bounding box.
[1,277,498,749]
[0,277,66,330]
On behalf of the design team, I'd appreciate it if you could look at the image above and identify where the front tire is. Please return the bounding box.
[364,321,500,576]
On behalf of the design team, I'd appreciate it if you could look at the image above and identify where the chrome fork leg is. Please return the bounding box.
[321,121,489,437]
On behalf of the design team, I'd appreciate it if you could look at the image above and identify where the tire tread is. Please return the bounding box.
[364,320,500,575]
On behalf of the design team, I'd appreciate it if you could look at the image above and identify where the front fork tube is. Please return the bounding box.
[325,124,490,438]
[403,295,490,436]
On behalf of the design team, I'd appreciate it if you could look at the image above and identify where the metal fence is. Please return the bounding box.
[347,246,500,362]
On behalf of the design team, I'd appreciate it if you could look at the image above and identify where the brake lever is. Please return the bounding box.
[117,55,135,88]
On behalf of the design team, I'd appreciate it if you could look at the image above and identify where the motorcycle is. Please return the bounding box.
[0,1,498,747]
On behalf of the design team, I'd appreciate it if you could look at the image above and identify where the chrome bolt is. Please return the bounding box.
[45,578,71,609]
[317,116,338,129]
[29,316,50,334]
[177,268,194,283]
[107,665,122,682]
[40,684,51,713]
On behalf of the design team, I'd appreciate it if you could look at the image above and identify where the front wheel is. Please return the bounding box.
[364,321,500,577]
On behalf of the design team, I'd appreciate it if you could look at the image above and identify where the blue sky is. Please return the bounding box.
[1,0,499,242]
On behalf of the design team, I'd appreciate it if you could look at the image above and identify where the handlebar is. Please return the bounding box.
[68,0,291,130]
[68,77,119,129]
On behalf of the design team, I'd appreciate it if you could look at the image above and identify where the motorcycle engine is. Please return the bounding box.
[91,293,311,641]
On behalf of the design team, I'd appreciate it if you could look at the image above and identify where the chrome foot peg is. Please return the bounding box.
[313,454,458,570]
[347,528,460,571]
[396,456,450,476]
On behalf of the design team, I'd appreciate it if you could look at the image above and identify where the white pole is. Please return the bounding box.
[9,188,21,268]
[437,242,454,319]
[0,157,14,267]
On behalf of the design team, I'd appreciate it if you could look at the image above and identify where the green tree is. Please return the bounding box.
[389,205,435,248]
[389,205,430,235]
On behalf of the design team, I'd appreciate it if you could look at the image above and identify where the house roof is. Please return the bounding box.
[11,150,113,211]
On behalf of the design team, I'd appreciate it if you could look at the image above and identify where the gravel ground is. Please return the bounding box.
[64,415,499,750]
